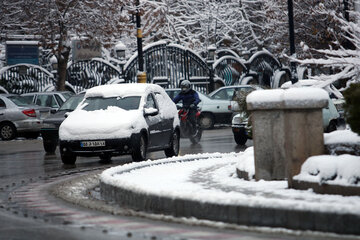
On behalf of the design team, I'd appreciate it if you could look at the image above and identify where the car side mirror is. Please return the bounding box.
[144,107,158,116]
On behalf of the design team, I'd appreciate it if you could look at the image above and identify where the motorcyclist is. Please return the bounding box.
[173,80,201,131]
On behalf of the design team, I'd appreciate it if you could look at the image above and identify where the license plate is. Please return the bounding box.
[81,141,105,147]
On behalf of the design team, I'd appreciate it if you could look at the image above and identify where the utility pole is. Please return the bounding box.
[136,0,146,83]
[287,0,297,83]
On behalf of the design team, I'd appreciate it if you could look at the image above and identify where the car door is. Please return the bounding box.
[201,92,232,124]
[154,92,174,146]
[143,93,163,148]
[0,98,6,122]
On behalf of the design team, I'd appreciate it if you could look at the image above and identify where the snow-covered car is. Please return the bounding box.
[41,93,85,153]
[165,88,233,129]
[0,94,51,140]
[59,83,180,164]
[231,96,340,145]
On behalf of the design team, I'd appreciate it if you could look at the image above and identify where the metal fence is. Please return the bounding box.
[66,58,122,93]
[124,41,211,94]
[0,64,55,94]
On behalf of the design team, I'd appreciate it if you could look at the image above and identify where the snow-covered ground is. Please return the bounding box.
[101,129,360,215]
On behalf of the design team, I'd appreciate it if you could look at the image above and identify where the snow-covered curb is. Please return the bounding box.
[100,149,360,215]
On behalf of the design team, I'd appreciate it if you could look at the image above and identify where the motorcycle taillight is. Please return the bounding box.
[22,109,36,117]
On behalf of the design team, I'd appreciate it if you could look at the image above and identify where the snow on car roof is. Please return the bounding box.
[85,83,163,98]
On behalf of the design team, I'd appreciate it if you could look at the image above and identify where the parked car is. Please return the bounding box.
[21,91,74,112]
[0,94,51,140]
[165,88,233,129]
[41,93,85,153]
[59,83,180,164]
[231,96,340,145]
[208,85,262,101]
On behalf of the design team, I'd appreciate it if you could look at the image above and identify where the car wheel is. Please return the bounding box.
[132,134,147,162]
[190,128,202,144]
[43,140,57,153]
[234,129,247,145]
[200,113,215,129]
[326,120,337,133]
[0,122,17,140]
[165,130,180,157]
[61,153,76,164]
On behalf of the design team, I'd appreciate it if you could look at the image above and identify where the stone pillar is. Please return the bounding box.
[247,88,328,187]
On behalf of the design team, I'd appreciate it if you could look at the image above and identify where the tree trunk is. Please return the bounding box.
[56,49,70,91]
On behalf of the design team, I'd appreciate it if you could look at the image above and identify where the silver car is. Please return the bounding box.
[21,91,74,112]
[0,95,51,140]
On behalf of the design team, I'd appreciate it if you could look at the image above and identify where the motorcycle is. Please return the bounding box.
[178,106,202,144]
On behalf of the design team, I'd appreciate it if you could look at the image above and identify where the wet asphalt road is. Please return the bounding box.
[1,128,350,240]
[0,127,258,240]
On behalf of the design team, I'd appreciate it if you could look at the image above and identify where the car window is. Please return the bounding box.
[6,96,30,106]
[82,96,141,111]
[144,94,157,109]
[212,89,228,100]
[37,95,58,108]
[55,95,64,106]
[21,95,34,104]
[0,99,5,108]
[59,95,84,111]
[62,92,74,100]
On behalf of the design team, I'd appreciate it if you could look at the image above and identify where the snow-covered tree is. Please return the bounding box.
[295,5,360,89]
[0,0,129,91]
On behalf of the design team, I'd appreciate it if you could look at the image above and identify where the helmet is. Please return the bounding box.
[180,80,191,93]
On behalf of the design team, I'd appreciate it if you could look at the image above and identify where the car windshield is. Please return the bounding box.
[82,96,141,111]
[7,95,32,107]
[59,94,84,111]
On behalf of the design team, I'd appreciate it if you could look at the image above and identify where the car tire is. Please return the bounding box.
[61,153,77,164]
[0,122,17,140]
[234,129,247,145]
[132,134,147,162]
[165,130,180,157]
[43,140,57,153]
[200,113,215,129]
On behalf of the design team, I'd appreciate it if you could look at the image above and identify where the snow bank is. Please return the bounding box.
[294,154,360,186]
[324,129,360,144]
[100,150,360,214]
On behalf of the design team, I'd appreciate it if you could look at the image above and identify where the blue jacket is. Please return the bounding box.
[173,89,201,107]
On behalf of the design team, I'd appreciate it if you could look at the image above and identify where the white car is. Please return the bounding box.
[59,83,180,164]
[166,88,233,129]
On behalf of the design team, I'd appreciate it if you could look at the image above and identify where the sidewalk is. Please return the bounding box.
[100,149,360,236]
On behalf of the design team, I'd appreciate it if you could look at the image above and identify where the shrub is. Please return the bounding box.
[343,83,360,135]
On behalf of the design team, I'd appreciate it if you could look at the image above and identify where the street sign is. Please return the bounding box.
[5,41,39,65]
[72,39,101,62]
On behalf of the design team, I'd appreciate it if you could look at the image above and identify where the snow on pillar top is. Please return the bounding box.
[247,88,329,110]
